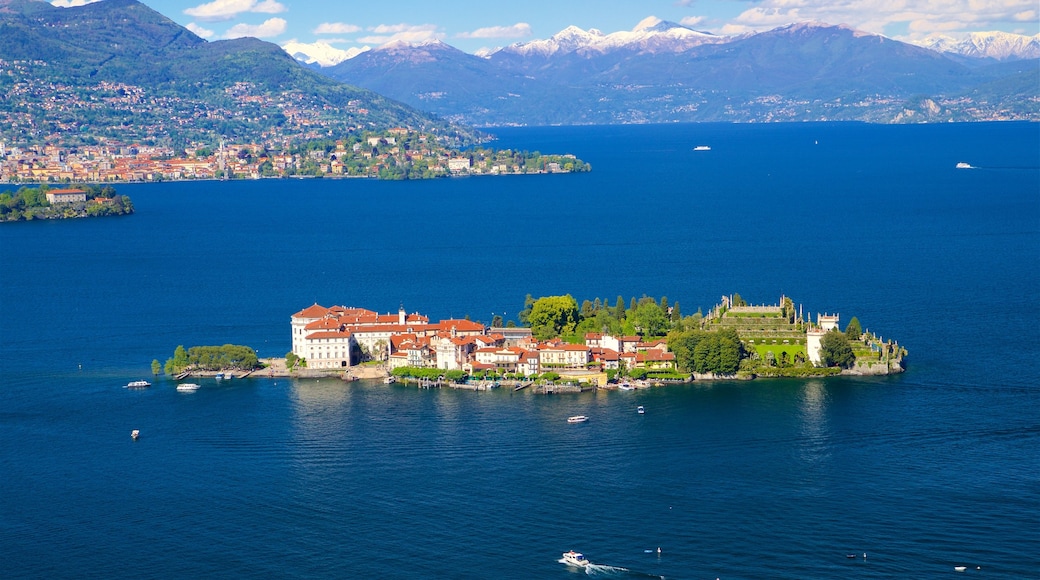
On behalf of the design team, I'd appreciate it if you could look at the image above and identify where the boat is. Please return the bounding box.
[130,429,140,440]
[954,566,967,572]
[956,162,972,169]
[618,383,635,391]
[693,145,711,151]
[637,406,645,414]
[215,373,224,380]
[176,383,200,392]
[125,380,151,389]
[383,376,396,384]
[561,551,590,568]
[567,415,588,423]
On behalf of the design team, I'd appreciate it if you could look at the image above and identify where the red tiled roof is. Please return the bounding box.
[293,303,329,318]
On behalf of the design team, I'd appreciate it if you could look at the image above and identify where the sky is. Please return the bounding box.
[51,0,1040,55]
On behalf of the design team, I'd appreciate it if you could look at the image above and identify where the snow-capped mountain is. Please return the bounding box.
[494,16,724,58]
[281,40,369,67]
[916,31,1040,61]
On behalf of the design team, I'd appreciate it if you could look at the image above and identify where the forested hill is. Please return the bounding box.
[0,0,479,149]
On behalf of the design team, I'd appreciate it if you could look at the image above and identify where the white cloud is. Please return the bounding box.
[223,17,288,39]
[186,22,215,39]
[456,23,532,40]
[314,22,362,34]
[184,0,286,22]
[50,0,100,6]
[724,0,1040,38]
[357,23,444,45]
[680,16,706,27]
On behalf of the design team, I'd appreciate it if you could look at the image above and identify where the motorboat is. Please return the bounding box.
[131,429,140,440]
[637,406,645,414]
[955,162,972,169]
[125,380,151,389]
[561,551,590,567]
[618,383,635,391]
[567,415,588,423]
[954,566,967,572]
[383,376,396,384]
[176,383,200,392]
[693,145,711,151]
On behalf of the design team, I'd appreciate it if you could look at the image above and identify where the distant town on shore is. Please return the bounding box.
[161,293,907,390]
[0,128,589,184]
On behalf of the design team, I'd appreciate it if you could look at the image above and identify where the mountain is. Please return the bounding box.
[0,0,476,149]
[916,31,1040,62]
[324,19,1038,125]
[282,40,369,67]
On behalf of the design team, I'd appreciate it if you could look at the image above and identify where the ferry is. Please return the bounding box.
[125,380,151,389]
[567,415,588,423]
[176,383,200,392]
[561,551,590,567]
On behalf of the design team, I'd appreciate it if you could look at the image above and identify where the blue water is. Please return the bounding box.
[1,122,1038,579]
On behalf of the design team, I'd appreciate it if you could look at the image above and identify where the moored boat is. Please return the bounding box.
[567,415,588,423]
[561,551,590,567]
[176,383,200,392]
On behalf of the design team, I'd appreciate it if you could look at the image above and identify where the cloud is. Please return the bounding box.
[186,22,215,39]
[314,22,362,34]
[456,23,532,39]
[223,17,288,39]
[184,0,286,22]
[723,0,1040,38]
[356,23,444,45]
[50,0,100,6]
[680,16,706,27]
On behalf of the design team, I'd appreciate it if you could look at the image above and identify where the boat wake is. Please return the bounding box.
[584,563,665,579]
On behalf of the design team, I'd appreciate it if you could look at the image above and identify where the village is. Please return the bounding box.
[288,296,906,388]
[0,127,586,183]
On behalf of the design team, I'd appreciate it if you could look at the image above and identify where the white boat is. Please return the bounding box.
[637,406,645,414]
[956,162,972,169]
[693,145,711,151]
[176,383,200,392]
[125,380,151,389]
[561,551,590,567]
[954,566,967,572]
[130,429,140,440]
[567,415,588,423]
[618,383,635,391]
[383,376,396,384]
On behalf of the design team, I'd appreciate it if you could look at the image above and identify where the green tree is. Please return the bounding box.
[528,295,580,340]
[732,293,747,307]
[629,300,669,337]
[151,359,161,376]
[820,330,856,369]
[845,316,862,340]
[614,296,626,319]
[518,294,535,326]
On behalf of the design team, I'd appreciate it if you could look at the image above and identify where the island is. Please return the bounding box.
[156,293,906,391]
[0,184,133,222]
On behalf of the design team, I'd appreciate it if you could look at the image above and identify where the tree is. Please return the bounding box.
[518,294,535,326]
[820,330,856,369]
[614,296,626,319]
[492,314,503,328]
[845,316,862,340]
[732,293,747,307]
[528,295,580,340]
[151,359,162,376]
[629,300,669,337]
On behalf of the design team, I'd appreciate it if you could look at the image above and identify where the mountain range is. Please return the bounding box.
[0,0,475,149]
[316,18,1039,125]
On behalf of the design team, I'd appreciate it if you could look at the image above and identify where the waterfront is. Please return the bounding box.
[1,122,1038,578]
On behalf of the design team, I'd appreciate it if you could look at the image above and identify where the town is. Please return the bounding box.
[286,294,906,388]
[0,128,587,183]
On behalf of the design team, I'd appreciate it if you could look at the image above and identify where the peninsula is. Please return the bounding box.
[158,293,906,389]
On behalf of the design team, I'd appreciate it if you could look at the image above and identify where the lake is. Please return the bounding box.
[1,121,1038,579]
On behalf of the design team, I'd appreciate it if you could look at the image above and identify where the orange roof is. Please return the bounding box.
[293,303,329,318]
[306,330,352,340]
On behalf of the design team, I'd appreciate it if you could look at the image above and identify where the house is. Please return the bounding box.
[447,158,471,172]
[45,188,87,204]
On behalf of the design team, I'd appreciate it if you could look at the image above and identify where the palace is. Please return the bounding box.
[290,303,674,378]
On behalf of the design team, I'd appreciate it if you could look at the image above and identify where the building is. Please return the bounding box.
[45,188,87,204]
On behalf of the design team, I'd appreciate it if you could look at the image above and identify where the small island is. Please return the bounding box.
[0,184,133,222]
[154,293,906,391]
